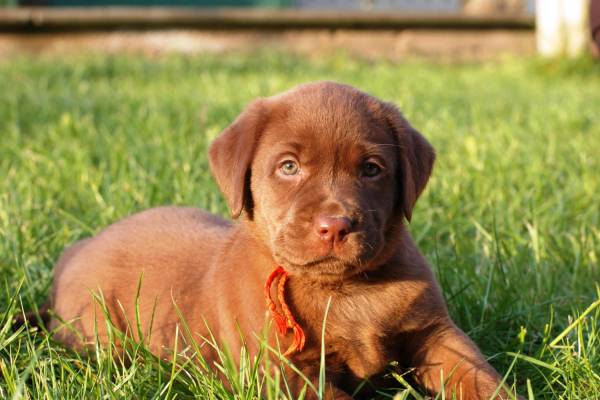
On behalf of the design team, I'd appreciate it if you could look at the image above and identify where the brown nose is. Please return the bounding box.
[315,216,353,245]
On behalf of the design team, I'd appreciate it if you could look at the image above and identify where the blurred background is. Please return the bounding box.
[0,0,597,59]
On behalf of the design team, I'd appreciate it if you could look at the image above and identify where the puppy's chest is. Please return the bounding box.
[331,316,396,378]
[295,291,401,379]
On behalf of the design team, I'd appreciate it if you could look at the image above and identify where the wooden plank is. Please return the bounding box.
[0,29,537,60]
[0,7,535,31]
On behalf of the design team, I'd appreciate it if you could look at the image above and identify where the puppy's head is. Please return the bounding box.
[209,82,434,278]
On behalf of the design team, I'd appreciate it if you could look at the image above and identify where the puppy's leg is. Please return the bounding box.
[12,302,51,330]
[408,322,513,400]
[284,364,353,400]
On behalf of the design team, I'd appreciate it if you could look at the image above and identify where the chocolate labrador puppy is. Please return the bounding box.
[36,82,513,399]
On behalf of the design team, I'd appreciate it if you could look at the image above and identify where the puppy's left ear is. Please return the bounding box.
[209,99,269,219]
[381,102,436,222]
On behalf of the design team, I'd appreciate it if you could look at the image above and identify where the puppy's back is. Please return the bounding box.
[49,206,232,352]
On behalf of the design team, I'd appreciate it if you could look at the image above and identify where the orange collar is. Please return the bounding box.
[264,266,306,356]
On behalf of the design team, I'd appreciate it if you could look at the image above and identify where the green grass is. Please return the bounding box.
[0,52,599,399]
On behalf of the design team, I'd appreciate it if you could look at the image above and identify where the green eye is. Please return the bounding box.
[280,160,300,176]
[362,162,382,178]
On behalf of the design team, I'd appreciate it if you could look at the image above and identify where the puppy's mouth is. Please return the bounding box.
[272,231,382,276]
[273,252,353,277]
[274,253,338,269]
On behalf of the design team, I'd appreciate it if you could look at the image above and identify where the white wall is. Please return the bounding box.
[536,0,590,57]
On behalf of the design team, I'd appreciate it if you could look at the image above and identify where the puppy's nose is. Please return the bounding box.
[315,216,353,245]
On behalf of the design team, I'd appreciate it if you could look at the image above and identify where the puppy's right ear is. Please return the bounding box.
[209,100,269,219]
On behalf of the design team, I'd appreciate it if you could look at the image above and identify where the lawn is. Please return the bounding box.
[0,52,598,399]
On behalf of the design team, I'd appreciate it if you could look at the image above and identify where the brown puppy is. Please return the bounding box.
[44,82,511,399]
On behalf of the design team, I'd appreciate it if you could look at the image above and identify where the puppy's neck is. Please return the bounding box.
[230,219,280,272]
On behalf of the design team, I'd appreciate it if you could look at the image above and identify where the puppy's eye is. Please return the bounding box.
[280,160,300,176]
[362,162,382,178]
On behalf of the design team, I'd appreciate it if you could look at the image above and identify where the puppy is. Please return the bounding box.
[40,82,512,399]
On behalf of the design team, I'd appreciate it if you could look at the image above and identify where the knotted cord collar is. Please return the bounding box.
[264,266,306,356]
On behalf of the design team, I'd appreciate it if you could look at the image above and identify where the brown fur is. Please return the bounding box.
[44,82,514,399]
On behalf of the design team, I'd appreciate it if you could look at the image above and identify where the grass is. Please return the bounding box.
[0,52,598,399]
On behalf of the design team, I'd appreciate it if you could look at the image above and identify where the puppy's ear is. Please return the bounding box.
[209,100,268,219]
[381,102,435,222]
